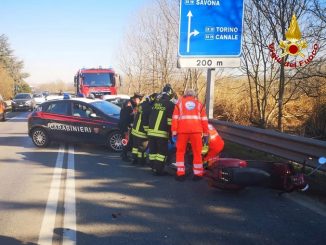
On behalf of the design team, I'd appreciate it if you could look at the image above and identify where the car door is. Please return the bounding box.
[42,100,72,141]
[70,101,107,144]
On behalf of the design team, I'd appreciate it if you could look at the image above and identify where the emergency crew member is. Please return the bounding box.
[119,92,143,161]
[171,89,209,181]
[148,85,175,175]
[203,124,224,168]
[131,93,158,164]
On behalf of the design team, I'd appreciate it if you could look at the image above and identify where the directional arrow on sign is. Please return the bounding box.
[187,11,199,53]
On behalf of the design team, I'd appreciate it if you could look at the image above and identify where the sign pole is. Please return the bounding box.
[205,68,215,119]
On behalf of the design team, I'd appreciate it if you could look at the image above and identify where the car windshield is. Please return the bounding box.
[15,94,31,99]
[91,100,120,116]
[82,73,113,87]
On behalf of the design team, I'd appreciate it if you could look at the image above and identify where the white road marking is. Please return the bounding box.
[38,144,65,245]
[63,145,77,245]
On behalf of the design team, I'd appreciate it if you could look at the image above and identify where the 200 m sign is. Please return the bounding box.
[178,57,240,68]
[196,59,223,67]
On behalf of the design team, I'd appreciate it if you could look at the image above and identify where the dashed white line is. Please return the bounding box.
[38,144,65,245]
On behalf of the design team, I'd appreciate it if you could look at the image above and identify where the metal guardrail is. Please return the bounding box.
[209,119,326,171]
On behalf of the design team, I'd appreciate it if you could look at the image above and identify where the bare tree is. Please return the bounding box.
[244,0,325,131]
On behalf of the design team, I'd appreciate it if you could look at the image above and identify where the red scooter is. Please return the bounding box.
[204,157,326,193]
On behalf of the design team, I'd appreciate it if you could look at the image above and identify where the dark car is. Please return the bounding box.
[0,94,6,121]
[12,93,36,111]
[28,98,123,151]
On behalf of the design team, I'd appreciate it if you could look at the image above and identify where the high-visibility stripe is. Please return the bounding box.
[132,148,138,154]
[175,162,184,167]
[131,129,148,138]
[154,110,164,131]
[167,118,172,125]
[149,154,156,160]
[135,113,142,132]
[193,169,203,175]
[210,133,219,140]
[147,130,168,138]
[177,167,185,176]
[178,115,201,120]
[137,152,143,158]
[172,115,179,119]
[193,163,203,168]
[201,116,208,121]
[155,154,166,162]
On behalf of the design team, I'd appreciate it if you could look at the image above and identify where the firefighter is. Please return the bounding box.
[202,124,225,168]
[118,92,143,161]
[148,84,175,175]
[131,93,158,164]
[171,89,209,181]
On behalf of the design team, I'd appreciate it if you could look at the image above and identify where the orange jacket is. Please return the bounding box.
[171,96,208,135]
[208,124,224,149]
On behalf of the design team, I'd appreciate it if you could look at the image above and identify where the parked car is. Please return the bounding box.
[28,98,123,151]
[0,94,6,121]
[12,93,36,111]
[33,93,46,105]
[102,94,130,108]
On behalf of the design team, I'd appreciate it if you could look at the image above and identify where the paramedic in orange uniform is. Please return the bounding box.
[171,89,208,181]
[203,124,225,168]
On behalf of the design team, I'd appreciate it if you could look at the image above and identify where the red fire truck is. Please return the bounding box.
[74,67,118,98]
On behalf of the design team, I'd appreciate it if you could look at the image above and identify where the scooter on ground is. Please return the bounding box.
[204,156,326,193]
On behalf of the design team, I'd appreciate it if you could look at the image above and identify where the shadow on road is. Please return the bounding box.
[0,235,37,245]
[2,144,325,245]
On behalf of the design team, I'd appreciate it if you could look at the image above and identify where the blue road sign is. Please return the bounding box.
[178,0,244,57]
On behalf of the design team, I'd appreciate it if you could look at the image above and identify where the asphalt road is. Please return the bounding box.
[0,111,325,245]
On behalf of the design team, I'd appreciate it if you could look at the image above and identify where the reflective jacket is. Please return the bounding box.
[208,124,224,148]
[148,94,175,138]
[131,100,152,139]
[171,96,208,135]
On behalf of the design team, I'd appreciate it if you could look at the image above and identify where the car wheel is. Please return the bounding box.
[31,128,50,147]
[107,131,123,152]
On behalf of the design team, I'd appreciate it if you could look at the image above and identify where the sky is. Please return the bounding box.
[0,0,150,85]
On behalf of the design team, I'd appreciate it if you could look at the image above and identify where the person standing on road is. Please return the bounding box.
[131,93,158,164]
[171,89,208,181]
[148,84,175,175]
[119,92,143,161]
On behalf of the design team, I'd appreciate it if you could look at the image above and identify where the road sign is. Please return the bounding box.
[178,57,240,68]
[178,0,245,58]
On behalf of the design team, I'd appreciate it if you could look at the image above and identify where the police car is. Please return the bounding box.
[28,98,123,151]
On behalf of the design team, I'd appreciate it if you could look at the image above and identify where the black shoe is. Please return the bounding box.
[192,175,203,181]
[175,175,186,182]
